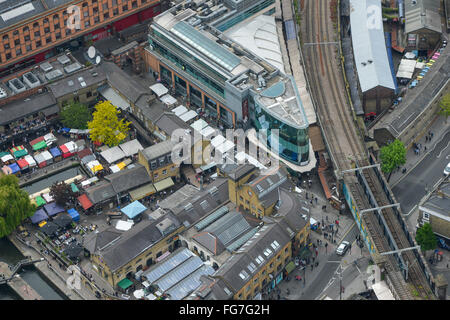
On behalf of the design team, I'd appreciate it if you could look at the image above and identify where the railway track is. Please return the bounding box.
[297,0,435,299]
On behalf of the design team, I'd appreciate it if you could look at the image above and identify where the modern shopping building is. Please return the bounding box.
[143,0,312,167]
[0,0,169,75]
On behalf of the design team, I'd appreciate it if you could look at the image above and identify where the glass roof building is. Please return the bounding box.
[143,0,311,167]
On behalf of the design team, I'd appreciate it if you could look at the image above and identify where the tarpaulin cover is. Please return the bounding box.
[70,183,79,193]
[44,133,57,143]
[17,158,29,169]
[43,202,65,216]
[67,208,80,222]
[11,146,28,158]
[78,194,93,210]
[77,148,92,159]
[8,163,20,173]
[0,151,10,158]
[35,196,46,207]
[24,155,36,167]
[59,144,69,153]
[41,150,53,161]
[31,208,49,224]
[121,200,147,219]
[49,147,61,158]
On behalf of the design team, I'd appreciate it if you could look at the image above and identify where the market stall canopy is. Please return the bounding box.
[128,183,156,201]
[121,200,147,219]
[116,220,134,231]
[43,202,65,217]
[0,153,13,162]
[32,140,47,151]
[24,155,36,167]
[117,278,133,290]
[99,86,130,111]
[110,164,121,173]
[153,177,174,192]
[31,208,49,224]
[133,289,145,299]
[67,208,80,222]
[149,83,169,97]
[190,119,208,132]
[172,105,188,117]
[10,146,28,158]
[87,160,103,173]
[8,163,20,174]
[199,126,215,138]
[53,213,73,229]
[77,148,92,160]
[17,158,29,169]
[100,146,126,164]
[44,133,57,144]
[35,196,46,207]
[81,154,96,165]
[40,221,59,236]
[179,110,198,122]
[30,136,44,146]
[70,183,79,193]
[33,153,46,164]
[119,139,143,157]
[42,193,54,203]
[160,94,177,106]
[49,147,62,158]
[78,194,93,210]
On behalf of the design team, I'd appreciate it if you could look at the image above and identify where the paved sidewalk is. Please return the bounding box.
[390,116,450,187]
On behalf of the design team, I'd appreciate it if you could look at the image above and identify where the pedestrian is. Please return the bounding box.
[311,264,314,271]
[431,132,434,139]
[306,192,309,199]
[424,146,427,151]
[315,197,318,204]
[425,136,428,142]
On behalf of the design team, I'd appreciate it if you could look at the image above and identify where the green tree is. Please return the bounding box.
[380,139,406,182]
[49,181,74,207]
[60,100,92,129]
[88,100,131,147]
[0,174,36,238]
[438,93,450,123]
[415,223,437,252]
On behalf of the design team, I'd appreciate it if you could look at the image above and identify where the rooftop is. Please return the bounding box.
[420,183,450,218]
[349,0,396,93]
[140,140,175,161]
[404,0,442,34]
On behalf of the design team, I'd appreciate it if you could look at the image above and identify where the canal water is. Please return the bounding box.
[1,165,87,300]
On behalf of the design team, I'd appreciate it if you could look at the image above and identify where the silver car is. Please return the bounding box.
[336,241,350,256]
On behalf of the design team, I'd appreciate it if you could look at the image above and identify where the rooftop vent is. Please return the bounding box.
[22,72,40,88]
[8,78,26,94]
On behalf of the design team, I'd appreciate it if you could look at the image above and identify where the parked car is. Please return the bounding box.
[336,241,350,256]
[444,162,450,176]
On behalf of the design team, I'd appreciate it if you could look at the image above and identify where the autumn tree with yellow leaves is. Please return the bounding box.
[88,100,131,147]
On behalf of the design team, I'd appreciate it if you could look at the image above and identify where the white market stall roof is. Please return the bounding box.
[160,94,177,106]
[24,155,37,167]
[116,220,134,231]
[216,140,234,154]
[396,59,417,79]
[149,83,169,97]
[42,150,53,161]
[190,119,208,132]
[100,146,126,164]
[44,133,57,143]
[119,139,143,157]
[179,110,198,122]
[42,193,54,202]
[1,154,13,162]
[404,52,416,59]
[99,86,130,111]
[172,105,188,117]
[372,281,395,300]
[199,126,216,138]
[211,135,226,148]
[64,141,78,153]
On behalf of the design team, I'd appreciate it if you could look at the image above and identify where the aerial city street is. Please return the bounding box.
[0,0,449,303]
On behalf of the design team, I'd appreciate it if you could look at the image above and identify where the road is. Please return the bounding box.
[299,223,360,299]
[392,130,450,215]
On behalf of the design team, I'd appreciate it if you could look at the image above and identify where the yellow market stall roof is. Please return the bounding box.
[129,183,156,201]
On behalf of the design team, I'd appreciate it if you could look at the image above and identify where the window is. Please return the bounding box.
[23,26,29,33]
[103,3,109,10]
[239,196,244,201]
[269,262,273,268]
[13,30,18,36]
[4,43,10,50]
[93,7,99,13]
[84,11,89,17]
[154,173,158,179]
[255,255,264,265]
[16,48,21,56]
[53,14,59,21]
[245,200,250,205]
[44,27,50,33]
[104,12,110,19]
[46,37,51,44]
[5,53,11,60]
[14,39,20,46]
[43,18,49,24]
[85,20,90,27]
[150,160,157,169]
[34,30,40,37]
[87,91,92,98]
[54,23,60,29]
[132,1,137,8]
[36,40,41,48]
[55,33,61,40]
[33,22,39,28]
[162,169,167,175]
[423,213,430,220]
[113,8,119,15]
[24,35,30,41]
[3,35,8,41]
[112,0,117,5]
[122,4,128,11]
[82,2,88,7]
[276,255,281,261]
[245,285,251,292]
[26,44,31,51]
[66,29,71,35]
[94,16,99,23]
[248,190,252,196]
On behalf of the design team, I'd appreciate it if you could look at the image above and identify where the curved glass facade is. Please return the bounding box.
[253,102,309,165]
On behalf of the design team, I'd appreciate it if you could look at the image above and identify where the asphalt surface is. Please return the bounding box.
[392,130,450,214]
[300,223,360,299]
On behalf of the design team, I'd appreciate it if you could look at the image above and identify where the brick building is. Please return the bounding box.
[0,0,169,76]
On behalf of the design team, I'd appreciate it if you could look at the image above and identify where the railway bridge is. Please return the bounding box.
[282,0,437,299]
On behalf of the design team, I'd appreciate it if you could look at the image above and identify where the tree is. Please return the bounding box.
[88,100,131,147]
[0,175,36,238]
[380,139,406,182]
[60,100,92,129]
[49,181,74,207]
[438,93,450,123]
[415,223,437,253]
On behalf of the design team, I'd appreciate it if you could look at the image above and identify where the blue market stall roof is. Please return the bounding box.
[43,202,65,217]
[67,208,80,222]
[8,162,20,174]
[121,200,147,219]
[31,208,49,224]
[49,147,62,157]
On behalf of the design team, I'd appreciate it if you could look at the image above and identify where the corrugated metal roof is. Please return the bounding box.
[349,0,396,92]
[405,0,442,34]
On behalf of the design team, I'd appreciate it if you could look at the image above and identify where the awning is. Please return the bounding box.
[160,94,177,106]
[42,104,60,116]
[35,196,46,207]
[8,163,20,174]
[31,208,49,224]
[179,110,198,122]
[17,158,29,169]
[172,105,188,117]
[154,177,174,192]
[285,261,296,274]
[128,183,156,201]
[99,86,130,111]
[117,162,126,170]
[78,194,93,210]
[121,200,147,219]
[117,278,134,290]
[70,183,79,193]
[1,154,13,162]
[200,161,216,172]
[67,208,80,222]
[49,147,62,158]
[30,136,44,146]
[11,146,28,158]
[149,83,169,97]
[33,140,48,151]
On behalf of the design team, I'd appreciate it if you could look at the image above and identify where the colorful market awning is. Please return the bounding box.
[49,147,62,158]
[153,177,174,192]
[117,278,134,290]
[16,158,29,169]
[67,208,80,222]
[10,146,28,158]
[31,208,49,224]
[117,162,126,170]
[33,140,48,151]
[8,163,20,174]
[30,136,44,146]
[70,183,79,193]
[35,196,46,207]
[78,194,93,210]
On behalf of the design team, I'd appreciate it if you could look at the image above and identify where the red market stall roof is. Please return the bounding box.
[59,144,69,153]
[78,194,93,210]
[30,136,44,146]
[17,158,29,169]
